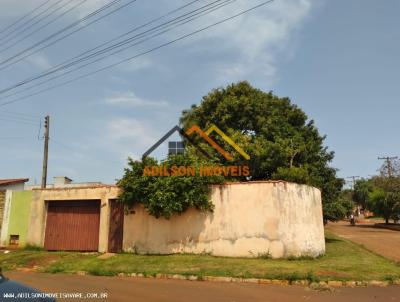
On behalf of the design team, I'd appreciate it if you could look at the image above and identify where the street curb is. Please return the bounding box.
[75,271,400,287]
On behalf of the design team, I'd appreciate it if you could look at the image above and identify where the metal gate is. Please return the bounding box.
[108,200,124,253]
[44,200,100,251]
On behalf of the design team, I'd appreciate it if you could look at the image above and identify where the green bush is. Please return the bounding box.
[118,154,224,219]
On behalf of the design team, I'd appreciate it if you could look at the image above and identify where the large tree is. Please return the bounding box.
[368,176,400,224]
[180,81,344,220]
[353,178,374,209]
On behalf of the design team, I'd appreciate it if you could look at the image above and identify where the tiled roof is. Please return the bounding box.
[0,178,29,186]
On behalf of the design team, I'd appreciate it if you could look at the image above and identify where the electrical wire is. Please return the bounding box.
[0,0,52,36]
[0,113,39,123]
[0,117,40,126]
[0,0,89,55]
[0,137,35,140]
[0,0,200,71]
[0,0,67,43]
[0,109,40,118]
[51,138,79,152]
[0,0,132,68]
[0,0,274,108]
[0,0,229,96]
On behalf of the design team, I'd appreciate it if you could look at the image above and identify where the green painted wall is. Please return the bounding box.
[7,190,32,247]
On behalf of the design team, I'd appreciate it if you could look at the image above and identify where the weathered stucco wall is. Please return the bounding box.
[26,186,119,252]
[25,182,324,258]
[0,190,5,236]
[0,190,13,246]
[123,181,325,258]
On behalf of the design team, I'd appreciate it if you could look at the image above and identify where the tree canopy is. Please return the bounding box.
[118,155,224,219]
[367,177,400,224]
[118,81,345,220]
[180,81,344,220]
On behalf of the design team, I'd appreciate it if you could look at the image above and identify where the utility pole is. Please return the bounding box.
[41,115,50,189]
[378,156,398,177]
[346,176,360,190]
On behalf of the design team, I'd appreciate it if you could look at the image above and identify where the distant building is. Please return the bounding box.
[0,178,29,247]
[1,176,105,248]
[0,178,29,191]
[26,176,104,189]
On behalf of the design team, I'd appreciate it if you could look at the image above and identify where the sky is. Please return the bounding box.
[0,0,399,186]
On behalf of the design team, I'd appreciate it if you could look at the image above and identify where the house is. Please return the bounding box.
[12,180,326,258]
[0,176,106,248]
[0,178,29,247]
[25,176,103,189]
[0,172,326,258]
[0,178,29,191]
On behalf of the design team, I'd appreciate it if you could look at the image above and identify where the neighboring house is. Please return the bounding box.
[0,177,107,249]
[26,176,103,189]
[0,178,29,191]
[0,178,29,246]
[0,190,32,247]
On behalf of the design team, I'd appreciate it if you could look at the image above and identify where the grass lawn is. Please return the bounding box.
[0,232,399,282]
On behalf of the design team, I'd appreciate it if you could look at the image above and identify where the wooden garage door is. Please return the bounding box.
[44,200,100,251]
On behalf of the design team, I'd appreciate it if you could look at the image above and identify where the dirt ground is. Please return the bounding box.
[5,271,400,302]
[325,220,400,262]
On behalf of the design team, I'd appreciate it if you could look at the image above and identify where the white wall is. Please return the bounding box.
[123,181,325,258]
[0,190,13,246]
[0,183,25,191]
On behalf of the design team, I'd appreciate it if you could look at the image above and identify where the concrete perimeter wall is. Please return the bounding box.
[24,181,324,257]
[123,181,325,258]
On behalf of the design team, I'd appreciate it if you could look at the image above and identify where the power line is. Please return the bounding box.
[0,113,39,123]
[0,0,89,55]
[0,117,40,126]
[0,114,40,124]
[0,0,231,97]
[51,138,79,152]
[0,0,52,36]
[0,109,40,119]
[0,0,274,108]
[0,0,131,68]
[0,136,34,140]
[0,0,66,43]
[0,0,201,72]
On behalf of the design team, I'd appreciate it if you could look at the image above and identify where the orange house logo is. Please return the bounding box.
[143,124,250,161]
[142,124,250,177]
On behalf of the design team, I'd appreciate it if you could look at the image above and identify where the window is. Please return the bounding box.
[168,141,185,155]
[9,235,19,246]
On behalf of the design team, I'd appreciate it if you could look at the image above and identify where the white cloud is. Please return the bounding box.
[117,57,153,72]
[105,118,162,160]
[0,0,314,83]
[0,0,109,19]
[104,91,168,107]
[25,54,51,70]
[161,0,314,82]
[73,0,112,19]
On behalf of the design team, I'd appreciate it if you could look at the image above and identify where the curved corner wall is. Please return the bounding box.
[123,181,325,258]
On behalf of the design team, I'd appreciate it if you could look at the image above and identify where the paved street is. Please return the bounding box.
[4,271,400,302]
[325,220,400,262]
